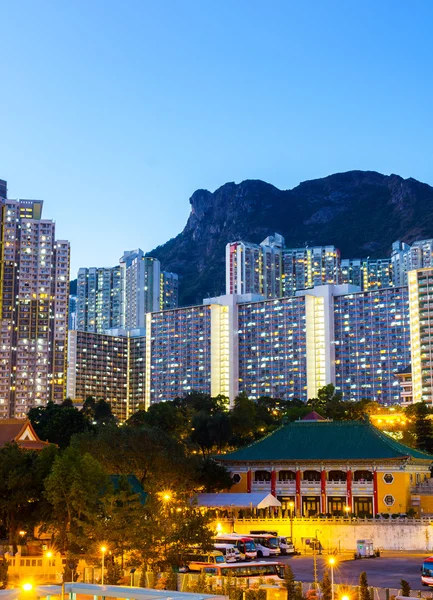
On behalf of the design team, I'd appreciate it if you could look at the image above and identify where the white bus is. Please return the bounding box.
[201,561,284,584]
[215,535,257,560]
[247,533,280,557]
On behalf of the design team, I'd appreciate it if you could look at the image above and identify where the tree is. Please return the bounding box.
[359,571,371,600]
[28,401,91,448]
[400,580,411,597]
[72,425,195,491]
[321,570,332,600]
[283,564,297,600]
[44,446,109,552]
[0,443,57,549]
[414,402,433,453]
[308,384,345,420]
[94,399,116,426]
[230,393,257,443]
[192,457,233,492]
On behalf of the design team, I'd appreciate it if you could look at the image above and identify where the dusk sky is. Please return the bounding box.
[1,0,433,277]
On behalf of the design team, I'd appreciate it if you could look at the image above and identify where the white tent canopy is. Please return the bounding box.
[194,493,281,509]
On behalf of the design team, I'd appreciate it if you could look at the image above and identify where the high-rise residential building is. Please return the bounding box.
[281,245,341,296]
[391,240,433,288]
[120,250,161,331]
[333,287,410,403]
[68,294,77,330]
[160,271,179,310]
[0,186,70,418]
[68,278,430,412]
[67,329,146,421]
[341,259,363,288]
[408,268,433,404]
[362,258,393,290]
[76,266,121,333]
[226,235,283,299]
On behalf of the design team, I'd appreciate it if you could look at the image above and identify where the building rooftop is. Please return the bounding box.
[0,419,51,450]
[218,419,433,463]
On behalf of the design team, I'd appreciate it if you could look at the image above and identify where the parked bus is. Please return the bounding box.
[201,561,284,584]
[247,533,280,557]
[215,535,257,560]
[183,550,225,572]
[250,530,296,555]
[213,543,240,562]
[421,557,433,586]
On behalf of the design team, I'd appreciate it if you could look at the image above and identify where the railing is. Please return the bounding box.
[226,515,433,523]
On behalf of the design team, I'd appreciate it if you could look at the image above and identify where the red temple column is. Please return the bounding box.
[296,469,301,516]
[321,470,327,514]
[373,470,379,515]
[271,469,277,497]
[247,469,252,493]
[346,468,352,512]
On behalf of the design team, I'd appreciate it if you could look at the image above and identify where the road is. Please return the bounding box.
[272,553,429,591]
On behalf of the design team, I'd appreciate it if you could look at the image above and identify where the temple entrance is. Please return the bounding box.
[353,496,373,516]
[302,496,320,516]
[327,496,346,515]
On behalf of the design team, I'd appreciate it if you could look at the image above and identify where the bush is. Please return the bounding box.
[400,579,411,597]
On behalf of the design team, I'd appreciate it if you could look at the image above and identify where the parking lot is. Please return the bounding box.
[273,552,430,591]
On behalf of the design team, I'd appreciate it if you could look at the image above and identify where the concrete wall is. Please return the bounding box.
[215,518,433,551]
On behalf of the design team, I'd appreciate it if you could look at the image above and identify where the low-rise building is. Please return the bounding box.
[217,414,433,517]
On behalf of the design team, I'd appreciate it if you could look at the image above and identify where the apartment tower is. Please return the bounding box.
[0,182,70,417]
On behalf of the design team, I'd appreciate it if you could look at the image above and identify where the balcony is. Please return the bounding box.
[251,480,271,492]
[352,480,374,494]
[301,480,321,493]
[276,479,296,493]
[327,480,347,494]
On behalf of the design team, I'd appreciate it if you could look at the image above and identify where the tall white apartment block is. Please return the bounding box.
[0,186,70,418]
[120,250,161,331]
[392,239,433,288]
[226,234,283,298]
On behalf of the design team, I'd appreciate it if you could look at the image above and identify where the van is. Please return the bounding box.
[214,543,241,562]
[184,550,225,571]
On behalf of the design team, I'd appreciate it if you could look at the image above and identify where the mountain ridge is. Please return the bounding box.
[147,170,433,306]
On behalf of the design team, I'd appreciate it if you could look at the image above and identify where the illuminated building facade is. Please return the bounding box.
[0,186,70,418]
[408,268,433,404]
[159,271,179,310]
[145,304,213,407]
[281,245,341,296]
[237,296,307,400]
[333,287,411,403]
[226,237,282,299]
[76,266,122,333]
[67,329,146,421]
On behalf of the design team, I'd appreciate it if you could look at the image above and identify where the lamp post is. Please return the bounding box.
[344,505,350,518]
[130,568,136,587]
[288,501,294,542]
[328,556,336,600]
[100,546,107,585]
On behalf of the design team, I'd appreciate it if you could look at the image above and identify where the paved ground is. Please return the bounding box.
[273,553,430,591]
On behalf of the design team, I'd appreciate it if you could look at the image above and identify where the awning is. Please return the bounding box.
[193,493,281,509]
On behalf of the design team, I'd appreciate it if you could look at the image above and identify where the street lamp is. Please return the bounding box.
[130,568,136,587]
[341,596,350,600]
[344,505,350,517]
[328,557,336,600]
[288,501,295,542]
[100,546,107,585]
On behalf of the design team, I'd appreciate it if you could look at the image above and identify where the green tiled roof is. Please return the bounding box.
[219,420,433,462]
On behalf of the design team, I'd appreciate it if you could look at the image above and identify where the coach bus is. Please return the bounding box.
[201,561,285,584]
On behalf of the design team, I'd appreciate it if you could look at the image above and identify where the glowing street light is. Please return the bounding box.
[22,583,33,592]
[100,546,107,585]
[344,505,350,517]
[328,557,336,600]
[341,595,350,600]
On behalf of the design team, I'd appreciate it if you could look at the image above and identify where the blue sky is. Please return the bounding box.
[1,1,432,277]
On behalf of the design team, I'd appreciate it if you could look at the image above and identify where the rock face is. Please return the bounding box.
[149,170,433,306]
